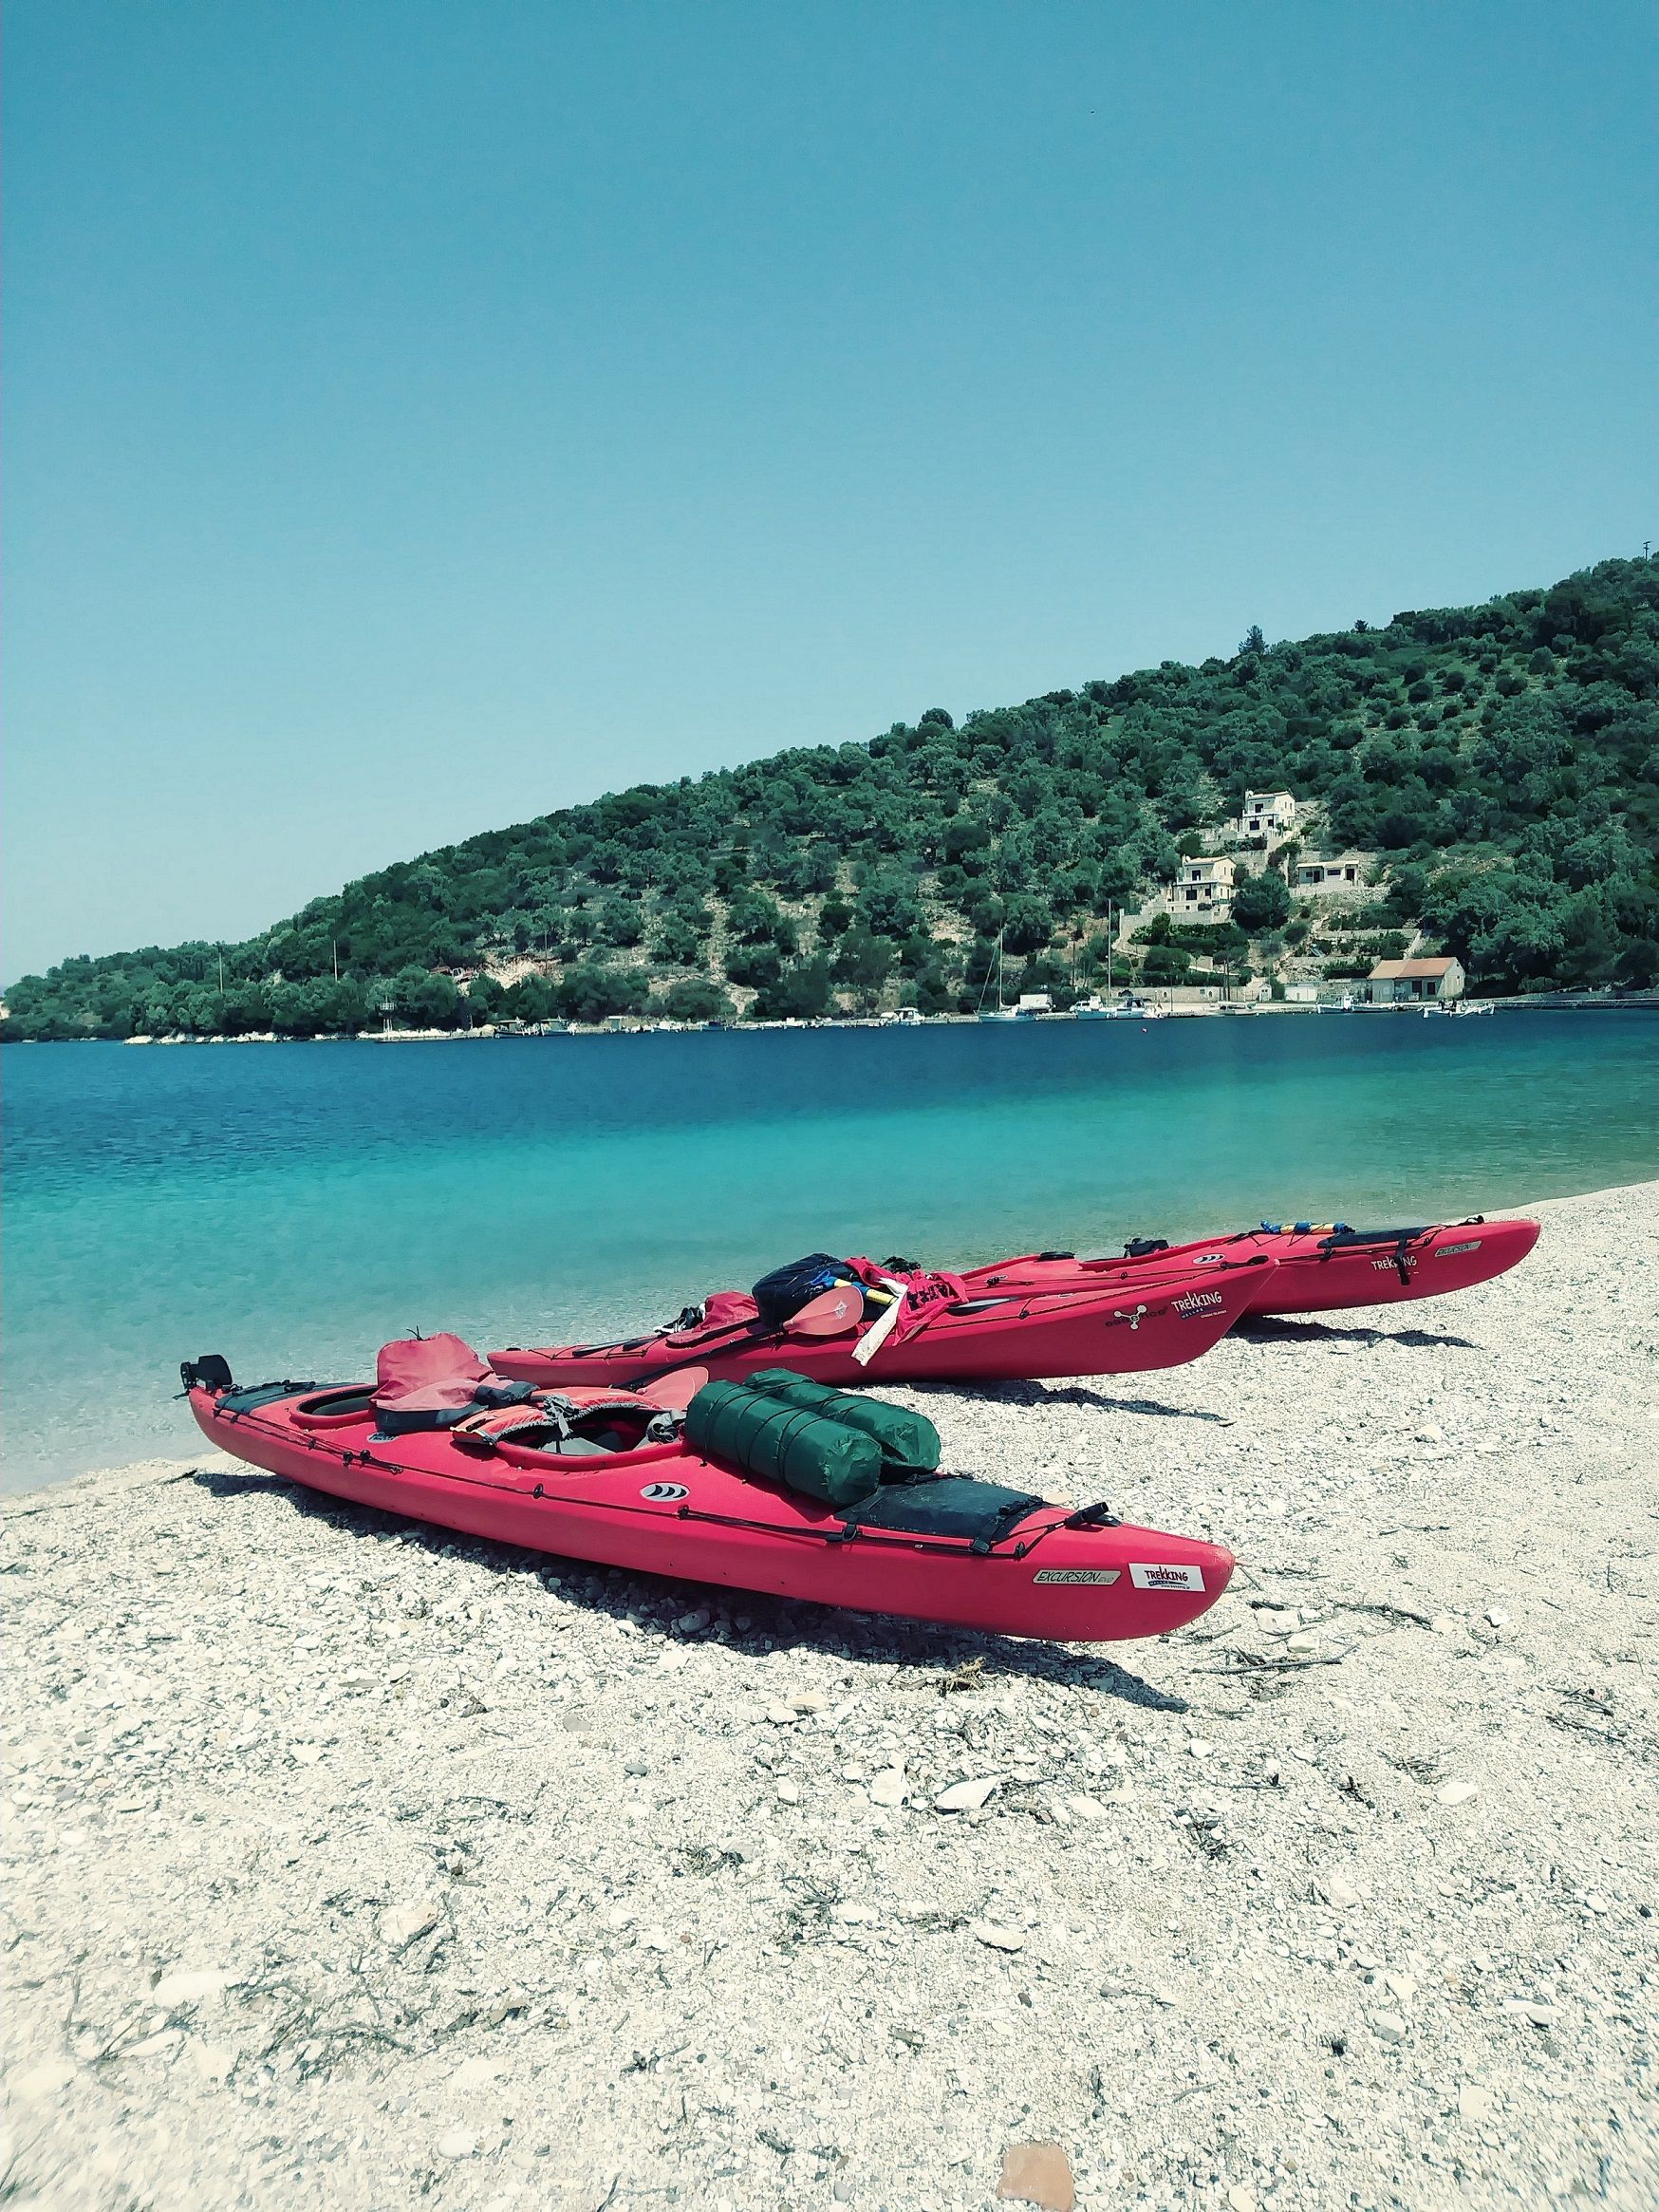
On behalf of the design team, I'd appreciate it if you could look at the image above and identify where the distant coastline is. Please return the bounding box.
[18,986,1658,1047]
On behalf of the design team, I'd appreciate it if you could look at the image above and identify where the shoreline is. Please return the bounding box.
[8,989,1659,1046]
[6,1175,1656,1505]
[5,1179,1655,2208]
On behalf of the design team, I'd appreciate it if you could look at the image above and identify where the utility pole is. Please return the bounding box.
[332,939,340,981]
[216,948,225,994]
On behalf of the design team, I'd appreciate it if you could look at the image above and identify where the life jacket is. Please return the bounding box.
[451,1383,677,1459]
[841,1256,970,1362]
[374,1333,534,1434]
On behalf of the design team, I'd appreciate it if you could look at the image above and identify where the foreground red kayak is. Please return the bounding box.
[491,1249,1277,1391]
[183,1363,1231,1643]
[979,1215,1540,1317]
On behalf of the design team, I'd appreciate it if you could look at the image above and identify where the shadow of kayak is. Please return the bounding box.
[1235,1315,1479,1350]
[189,1465,1192,1705]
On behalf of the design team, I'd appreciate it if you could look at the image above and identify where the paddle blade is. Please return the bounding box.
[784,1286,863,1337]
[640,1366,709,1412]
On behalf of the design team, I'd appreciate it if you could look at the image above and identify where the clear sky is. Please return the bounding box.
[6,1,1654,981]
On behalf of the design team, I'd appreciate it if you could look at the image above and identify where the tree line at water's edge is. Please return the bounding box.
[7,553,1658,1041]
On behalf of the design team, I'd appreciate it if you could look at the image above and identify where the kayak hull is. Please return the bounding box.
[491,1255,1276,1391]
[985,1217,1540,1318]
[188,1385,1230,1644]
[1243,1217,1539,1315]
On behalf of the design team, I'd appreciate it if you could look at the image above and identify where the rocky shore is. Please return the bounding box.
[4,1183,1655,2211]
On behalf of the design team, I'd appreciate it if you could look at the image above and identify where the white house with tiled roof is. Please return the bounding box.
[1366,956,1465,1003]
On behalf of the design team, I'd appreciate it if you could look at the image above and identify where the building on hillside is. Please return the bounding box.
[1236,790,1297,839]
[1365,956,1464,1003]
[1168,855,1236,919]
[1295,853,1368,894]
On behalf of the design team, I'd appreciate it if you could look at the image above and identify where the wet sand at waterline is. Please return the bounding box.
[4,1183,1655,2209]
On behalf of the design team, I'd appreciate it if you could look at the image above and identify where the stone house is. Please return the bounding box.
[1365,956,1465,1003]
[1169,856,1237,919]
[1295,853,1368,894]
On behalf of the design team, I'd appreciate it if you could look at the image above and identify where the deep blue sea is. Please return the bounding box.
[5,1015,1656,1490]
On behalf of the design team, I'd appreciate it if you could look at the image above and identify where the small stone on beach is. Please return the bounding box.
[933,1775,999,1813]
[972,1921,1026,1952]
[996,2139,1075,2211]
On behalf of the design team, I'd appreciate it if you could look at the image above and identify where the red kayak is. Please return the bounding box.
[979,1215,1540,1318]
[183,1364,1230,1644]
[490,1249,1277,1391]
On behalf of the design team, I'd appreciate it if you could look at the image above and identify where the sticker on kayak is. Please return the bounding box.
[1128,1561,1206,1593]
[1172,1289,1224,1318]
[1434,1240,1482,1258]
[640,1482,689,1502]
[1034,1567,1122,1586]
[1372,1254,1417,1272]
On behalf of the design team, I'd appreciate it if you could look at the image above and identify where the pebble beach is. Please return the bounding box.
[3,1181,1655,2211]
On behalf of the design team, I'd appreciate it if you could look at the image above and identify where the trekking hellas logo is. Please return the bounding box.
[1128,1562,1206,1592]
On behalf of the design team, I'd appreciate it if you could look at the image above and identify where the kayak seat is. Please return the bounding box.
[839,1475,1046,1548]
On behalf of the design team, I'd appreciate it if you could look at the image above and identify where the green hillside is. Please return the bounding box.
[7,553,1658,1040]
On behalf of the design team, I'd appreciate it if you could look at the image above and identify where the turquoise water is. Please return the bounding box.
[5,1015,1656,1490]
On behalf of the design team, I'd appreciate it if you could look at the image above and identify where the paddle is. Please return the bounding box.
[639,1366,709,1412]
[782,1285,865,1337]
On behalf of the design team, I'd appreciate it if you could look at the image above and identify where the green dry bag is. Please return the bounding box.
[743,1369,940,1477]
[685,1379,883,1508]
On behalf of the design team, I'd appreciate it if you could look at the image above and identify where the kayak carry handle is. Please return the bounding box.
[1062,1501,1122,1528]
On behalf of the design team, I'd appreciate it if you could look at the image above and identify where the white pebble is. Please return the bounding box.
[933,1776,999,1813]
[970,1921,1025,1952]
